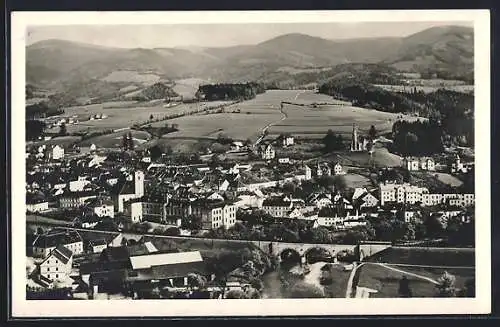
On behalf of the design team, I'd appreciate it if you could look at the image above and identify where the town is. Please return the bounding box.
[23,22,477,301]
[25,116,476,300]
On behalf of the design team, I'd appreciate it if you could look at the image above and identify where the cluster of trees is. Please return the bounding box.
[132,82,179,101]
[181,215,203,231]
[197,82,265,101]
[390,120,444,156]
[322,129,345,153]
[26,120,46,140]
[26,102,65,120]
[141,123,178,138]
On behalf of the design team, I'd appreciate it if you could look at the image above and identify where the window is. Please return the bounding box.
[47,267,50,271]
[56,274,58,278]
[55,260,58,264]
[56,267,58,271]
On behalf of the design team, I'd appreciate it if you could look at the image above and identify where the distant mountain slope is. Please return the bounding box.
[382,25,474,79]
[26,25,474,94]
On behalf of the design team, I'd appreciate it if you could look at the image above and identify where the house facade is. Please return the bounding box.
[39,245,73,283]
[262,197,293,218]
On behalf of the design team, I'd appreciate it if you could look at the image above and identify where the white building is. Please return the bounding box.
[51,145,65,161]
[38,245,73,283]
[333,163,344,175]
[304,165,312,181]
[403,157,435,171]
[114,171,145,213]
[379,182,429,206]
[26,200,49,213]
[88,239,108,254]
[278,157,290,164]
[69,178,91,192]
[282,135,294,147]
[260,144,275,160]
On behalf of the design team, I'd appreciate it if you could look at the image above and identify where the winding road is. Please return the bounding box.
[253,90,305,147]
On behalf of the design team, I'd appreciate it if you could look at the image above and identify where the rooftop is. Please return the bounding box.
[129,250,203,270]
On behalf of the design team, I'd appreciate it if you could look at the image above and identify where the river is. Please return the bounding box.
[261,261,333,299]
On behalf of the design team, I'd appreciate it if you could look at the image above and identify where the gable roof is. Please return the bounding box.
[41,244,73,265]
[129,250,203,270]
[32,230,83,249]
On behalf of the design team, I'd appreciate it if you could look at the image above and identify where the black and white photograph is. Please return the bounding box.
[10,10,491,317]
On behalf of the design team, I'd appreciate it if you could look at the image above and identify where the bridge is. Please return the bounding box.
[258,241,392,263]
[27,220,392,263]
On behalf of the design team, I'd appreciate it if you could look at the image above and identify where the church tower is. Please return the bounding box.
[350,123,359,152]
[135,170,144,197]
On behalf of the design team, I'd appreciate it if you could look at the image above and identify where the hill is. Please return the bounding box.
[383,25,474,81]
[26,26,474,98]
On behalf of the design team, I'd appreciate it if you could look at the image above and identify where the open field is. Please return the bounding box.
[44,90,426,153]
[268,91,424,139]
[28,136,82,148]
[364,247,475,267]
[173,78,210,99]
[355,262,474,298]
[162,113,280,141]
[47,100,233,143]
[343,173,372,189]
[79,130,151,148]
[433,172,464,187]
[355,263,437,298]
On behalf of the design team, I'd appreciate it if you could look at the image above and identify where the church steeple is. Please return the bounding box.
[351,123,359,151]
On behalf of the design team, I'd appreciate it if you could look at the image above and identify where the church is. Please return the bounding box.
[350,123,370,152]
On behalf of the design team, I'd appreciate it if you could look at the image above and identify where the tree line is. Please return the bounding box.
[197,82,265,101]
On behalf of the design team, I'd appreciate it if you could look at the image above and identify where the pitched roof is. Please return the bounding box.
[52,245,73,264]
[33,230,83,249]
[129,250,203,270]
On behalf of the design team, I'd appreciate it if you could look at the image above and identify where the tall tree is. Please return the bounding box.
[368,125,377,140]
[436,271,457,297]
[59,122,67,136]
[122,133,129,151]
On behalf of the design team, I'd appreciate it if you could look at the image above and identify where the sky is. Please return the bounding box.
[26,21,474,49]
